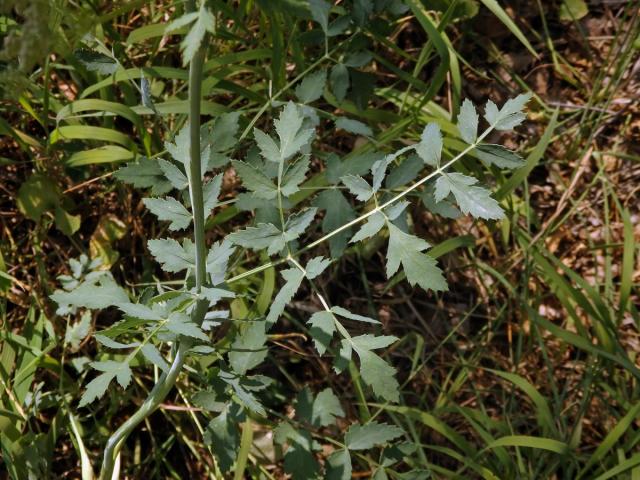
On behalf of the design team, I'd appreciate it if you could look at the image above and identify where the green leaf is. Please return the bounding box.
[228,223,283,255]
[158,159,188,190]
[204,405,241,472]
[345,422,405,450]
[435,173,504,220]
[143,197,192,230]
[385,155,423,189]
[232,160,278,199]
[559,0,588,21]
[476,144,524,169]
[386,223,447,292]
[313,190,356,257]
[311,388,344,427]
[352,334,398,350]
[356,348,400,402]
[421,185,460,219]
[166,312,209,341]
[295,70,327,103]
[115,157,172,195]
[179,4,216,65]
[141,344,170,373]
[229,321,268,375]
[341,174,373,202]
[202,112,240,154]
[74,48,118,75]
[371,156,391,192]
[335,118,373,137]
[65,311,91,351]
[199,287,235,304]
[415,123,442,166]
[147,238,195,273]
[17,174,60,221]
[206,240,235,285]
[203,174,223,215]
[79,371,115,407]
[117,302,163,321]
[282,157,310,196]
[307,311,335,355]
[330,63,350,102]
[305,256,331,280]
[54,206,81,236]
[484,93,531,131]
[275,102,314,161]
[331,307,378,324]
[254,129,280,163]
[457,98,478,143]
[326,449,352,480]
[51,273,129,315]
[350,211,385,243]
[384,200,409,221]
[79,360,133,407]
[266,268,304,326]
[165,11,198,33]
[309,0,331,33]
[284,208,317,240]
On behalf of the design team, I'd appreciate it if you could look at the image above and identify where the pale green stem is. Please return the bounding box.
[98,1,209,476]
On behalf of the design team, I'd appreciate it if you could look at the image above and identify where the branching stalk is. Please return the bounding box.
[98,3,209,476]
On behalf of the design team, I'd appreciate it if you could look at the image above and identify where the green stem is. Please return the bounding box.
[98,5,209,476]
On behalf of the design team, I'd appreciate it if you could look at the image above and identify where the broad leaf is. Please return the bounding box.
[313,189,355,257]
[341,174,373,202]
[232,160,277,199]
[228,223,283,255]
[457,99,478,143]
[275,102,314,161]
[166,312,209,341]
[305,256,331,279]
[147,238,195,273]
[484,93,531,131]
[335,118,373,137]
[282,157,310,196]
[141,344,170,373]
[350,212,385,243]
[307,311,335,355]
[114,157,172,195]
[435,173,504,220]
[51,273,128,315]
[345,422,404,450]
[229,321,268,375]
[158,159,188,190]
[143,197,192,230]
[386,223,447,292]
[295,70,327,104]
[266,268,304,325]
[476,144,524,169]
[415,123,442,166]
[309,0,331,33]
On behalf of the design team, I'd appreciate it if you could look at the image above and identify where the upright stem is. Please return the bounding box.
[98,4,209,476]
